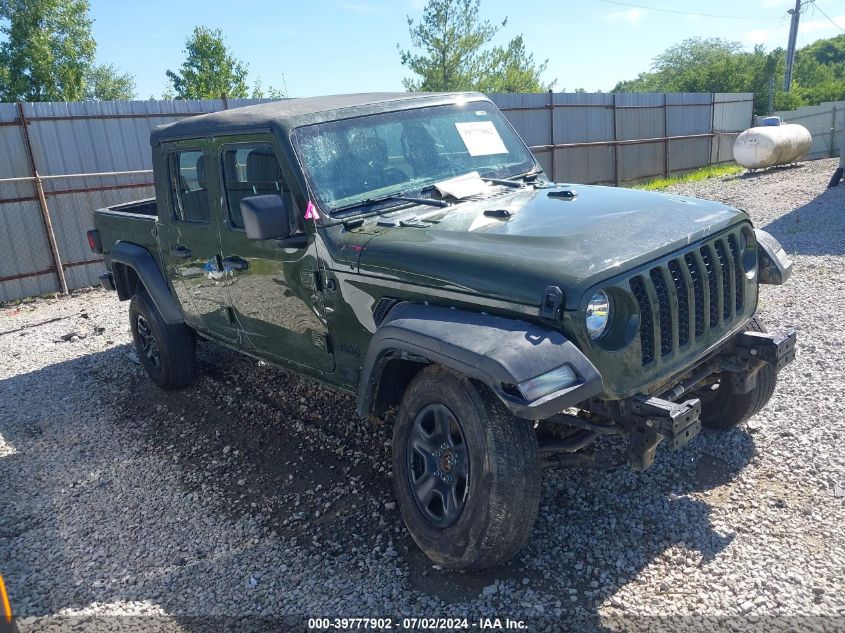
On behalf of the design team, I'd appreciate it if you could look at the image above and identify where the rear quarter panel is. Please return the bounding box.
[94,207,160,266]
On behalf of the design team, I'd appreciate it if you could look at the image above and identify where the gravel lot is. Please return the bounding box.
[1,157,844,632]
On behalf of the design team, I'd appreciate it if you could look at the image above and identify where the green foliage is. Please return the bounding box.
[166,26,249,100]
[613,35,845,115]
[0,0,95,101]
[84,64,136,100]
[398,0,554,93]
[634,163,743,191]
[251,77,286,100]
[0,0,135,102]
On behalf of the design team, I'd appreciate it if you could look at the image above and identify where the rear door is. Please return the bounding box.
[157,140,239,343]
[211,135,333,372]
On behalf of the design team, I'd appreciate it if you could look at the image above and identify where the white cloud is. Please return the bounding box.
[800,15,845,33]
[604,7,645,26]
[741,14,845,47]
[743,28,779,45]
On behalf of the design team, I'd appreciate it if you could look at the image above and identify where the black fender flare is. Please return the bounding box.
[755,229,793,285]
[110,241,184,325]
[356,303,603,420]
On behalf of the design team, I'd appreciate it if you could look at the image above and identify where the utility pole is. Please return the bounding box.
[783,0,803,92]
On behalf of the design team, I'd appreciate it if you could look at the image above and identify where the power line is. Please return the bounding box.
[812,2,845,33]
[597,0,783,21]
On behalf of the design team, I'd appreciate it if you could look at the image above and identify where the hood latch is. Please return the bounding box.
[539,286,564,321]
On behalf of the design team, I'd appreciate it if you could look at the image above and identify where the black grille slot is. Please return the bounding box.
[630,276,654,365]
[684,253,705,338]
[727,233,744,313]
[372,298,400,326]
[649,268,672,357]
[668,260,689,346]
[627,231,750,367]
[700,246,719,327]
[714,240,732,321]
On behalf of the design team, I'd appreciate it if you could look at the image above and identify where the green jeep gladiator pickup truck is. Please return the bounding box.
[89,92,796,570]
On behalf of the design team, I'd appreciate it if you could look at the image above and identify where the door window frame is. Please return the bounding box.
[163,140,216,228]
[214,135,293,233]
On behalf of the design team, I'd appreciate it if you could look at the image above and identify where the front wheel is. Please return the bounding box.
[698,317,777,430]
[392,365,541,570]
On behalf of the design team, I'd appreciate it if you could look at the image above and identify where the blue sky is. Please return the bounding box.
[88,0,845,99]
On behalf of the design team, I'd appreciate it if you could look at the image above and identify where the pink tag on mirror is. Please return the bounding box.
[304,200,319,220]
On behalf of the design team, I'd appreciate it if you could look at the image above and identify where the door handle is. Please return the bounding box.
[170,245,192,258]
[221,256,249,271]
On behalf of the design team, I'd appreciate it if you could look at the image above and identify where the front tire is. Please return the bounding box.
[129,291,196,390]
[698,316,777,430]
[392,365,541,570]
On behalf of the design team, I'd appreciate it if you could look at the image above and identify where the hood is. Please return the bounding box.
[356,184,749,310]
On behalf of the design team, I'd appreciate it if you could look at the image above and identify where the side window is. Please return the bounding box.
[222,144,284,228]
[168,150,210,223]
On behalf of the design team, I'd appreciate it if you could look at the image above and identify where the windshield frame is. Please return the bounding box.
[290,100,538,219]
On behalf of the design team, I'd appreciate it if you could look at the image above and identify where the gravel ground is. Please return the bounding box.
[1,157,844,632]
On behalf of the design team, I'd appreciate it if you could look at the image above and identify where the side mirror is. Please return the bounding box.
[241,195,292,240]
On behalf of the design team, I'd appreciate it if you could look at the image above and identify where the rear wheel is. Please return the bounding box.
[129,291,196,390]
[698,316,776,430]
[392,365,541,570]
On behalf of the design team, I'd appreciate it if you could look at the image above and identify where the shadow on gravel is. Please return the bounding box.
[0,340,757,629]
[738,164,805,180]
[760,185,845,256]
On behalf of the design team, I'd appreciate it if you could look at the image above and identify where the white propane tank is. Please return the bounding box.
[732,123,812,169]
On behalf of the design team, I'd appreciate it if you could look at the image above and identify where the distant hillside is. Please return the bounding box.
[612,35,845,115]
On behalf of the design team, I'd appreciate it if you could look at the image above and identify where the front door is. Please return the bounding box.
[212,137,333,372]
[157,141,239,343]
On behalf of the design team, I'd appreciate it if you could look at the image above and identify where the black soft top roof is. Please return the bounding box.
[150,91,487,145]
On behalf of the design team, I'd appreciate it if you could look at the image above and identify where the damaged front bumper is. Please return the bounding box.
[541,323,797,471]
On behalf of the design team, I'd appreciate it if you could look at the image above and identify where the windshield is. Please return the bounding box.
[291,101,536,215]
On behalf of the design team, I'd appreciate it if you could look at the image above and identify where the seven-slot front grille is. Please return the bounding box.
[629,230,746,366]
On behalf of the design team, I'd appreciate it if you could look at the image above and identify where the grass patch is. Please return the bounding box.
[634,163,744,191]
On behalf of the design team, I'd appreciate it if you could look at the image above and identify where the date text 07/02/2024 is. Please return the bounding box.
[307,617,528,630]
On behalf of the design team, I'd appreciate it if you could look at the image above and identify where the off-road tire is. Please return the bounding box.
[128,291,196,390]
[392,365,541,570]
[698,316,776,430]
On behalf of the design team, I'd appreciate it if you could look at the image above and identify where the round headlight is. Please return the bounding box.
[586,290,611,340]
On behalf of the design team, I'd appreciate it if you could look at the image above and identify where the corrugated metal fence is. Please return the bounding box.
[0,98,270,302]
[493,92,753,184]
[768,100,844,160]
[0,92,753,302]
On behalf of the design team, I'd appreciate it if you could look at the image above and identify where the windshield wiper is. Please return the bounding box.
[336,193,450,213]
[518,167,544,182]
[484,177,525,188]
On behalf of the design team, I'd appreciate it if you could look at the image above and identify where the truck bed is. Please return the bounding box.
[94,198,159,258]
[104,198,158,217]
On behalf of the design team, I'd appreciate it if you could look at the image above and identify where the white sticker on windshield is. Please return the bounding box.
[455,121,508,157]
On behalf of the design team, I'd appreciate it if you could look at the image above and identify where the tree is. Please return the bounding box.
[398,0,554,93]
[166,26,249,100]
[251,77,286,99]
[613,35,845,115]
[84,64,136,100]
[0,0,96,101]
[477,35,554,93]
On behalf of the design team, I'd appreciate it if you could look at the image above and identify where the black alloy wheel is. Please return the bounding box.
[135,314,161,374]
[406,403,469,528]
